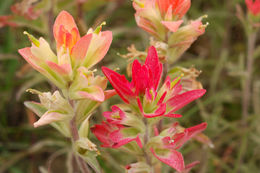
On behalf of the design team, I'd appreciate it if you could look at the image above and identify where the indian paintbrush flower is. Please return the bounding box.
[150,122,207,172]
[19,10,112,94]
[19,10,115,127]
[245,0,260,16]
[133,0,190,40]
[19,11,117,148]
[245,0,260,26]
[102,46,206,118]
[92,46,207,172]
[133,0,208,63]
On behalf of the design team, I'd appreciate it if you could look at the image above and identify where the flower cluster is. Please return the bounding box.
[19,11,114,128]
[133,0,207,62]
[19,11,117,171]
[149,122,207,172]
[18,2,209,172]
[244,0,260,26]
[102,46,205,118]
[133,0,191,39]
[92,46,207,172]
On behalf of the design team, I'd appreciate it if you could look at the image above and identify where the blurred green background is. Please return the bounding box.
[0,0,260,172]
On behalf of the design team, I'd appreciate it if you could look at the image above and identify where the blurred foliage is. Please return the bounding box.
[0,0,260,173]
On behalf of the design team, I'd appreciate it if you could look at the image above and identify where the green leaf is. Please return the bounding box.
[81,153,102,173]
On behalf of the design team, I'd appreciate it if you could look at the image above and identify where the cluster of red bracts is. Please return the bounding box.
[102,47,206,118]
[91,46,207,172]
[245,0,260,16]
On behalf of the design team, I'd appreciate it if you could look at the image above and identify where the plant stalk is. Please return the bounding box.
[242,32,257,127]
[238,31,257,173]
[69,103,90,173]
[143,118,154,173]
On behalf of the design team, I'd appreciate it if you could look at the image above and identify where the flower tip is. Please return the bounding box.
[200,22,209,29]
[94,21,107,34]
[101,66,110,73]
[196,89,207,98]
[33,122,40,128]
[148,45,156,52]
[59,10,69,14]
[57,10,73,19]
[17,48,24,55]
[23,31,40,47]
[201,89,207,95]
[23,31,28,35]
[26,88,42,95]
[201,14,208,19]
[201,122,208,129]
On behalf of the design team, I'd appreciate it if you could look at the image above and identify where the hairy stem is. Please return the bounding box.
[242,32,257,127]
[69,102,90,173]
[238,31,257,173]
[143,119,154,172]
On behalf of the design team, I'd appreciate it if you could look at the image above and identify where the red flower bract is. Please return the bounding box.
[151,122,207,172]
[91,121,142,148]
[156,0,191,19]
[245,0,260,16]
[102,46,206,118]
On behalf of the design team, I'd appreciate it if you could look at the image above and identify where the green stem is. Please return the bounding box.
[143,118,154,172]
[238,31,257,173]
[242,32,257,127]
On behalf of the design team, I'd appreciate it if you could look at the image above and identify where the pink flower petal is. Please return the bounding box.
[138,98,166,118]
[164,114,182,118]
[91,122,118,147]
[173,0,191,19]
[34,111,66,128]
[185,161,200,172]
[102,67,135,103]
[103,105,126,124]
[145,46,163,90]
[83,31,112,68]
[18,48,65,88]
[78,86,105,102]
[132,59,150,95]
[104,89,117,100]
[53,11,79,45]
[151,148,185,172]
[110,128,139,148]
[156,0,171,15]
[173,122,207,149]
[167,89,206,112]
[135,136,143,148]
[46,61,71,76]
[134,15,159,38]
[71,33,92,68]
[18,47,45,74]
[161,20,183,32]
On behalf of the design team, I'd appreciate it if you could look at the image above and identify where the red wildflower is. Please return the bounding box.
[91,121,142,148]
[245,0,260,16]
[102,46,206,118]
[151,122,207,172]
